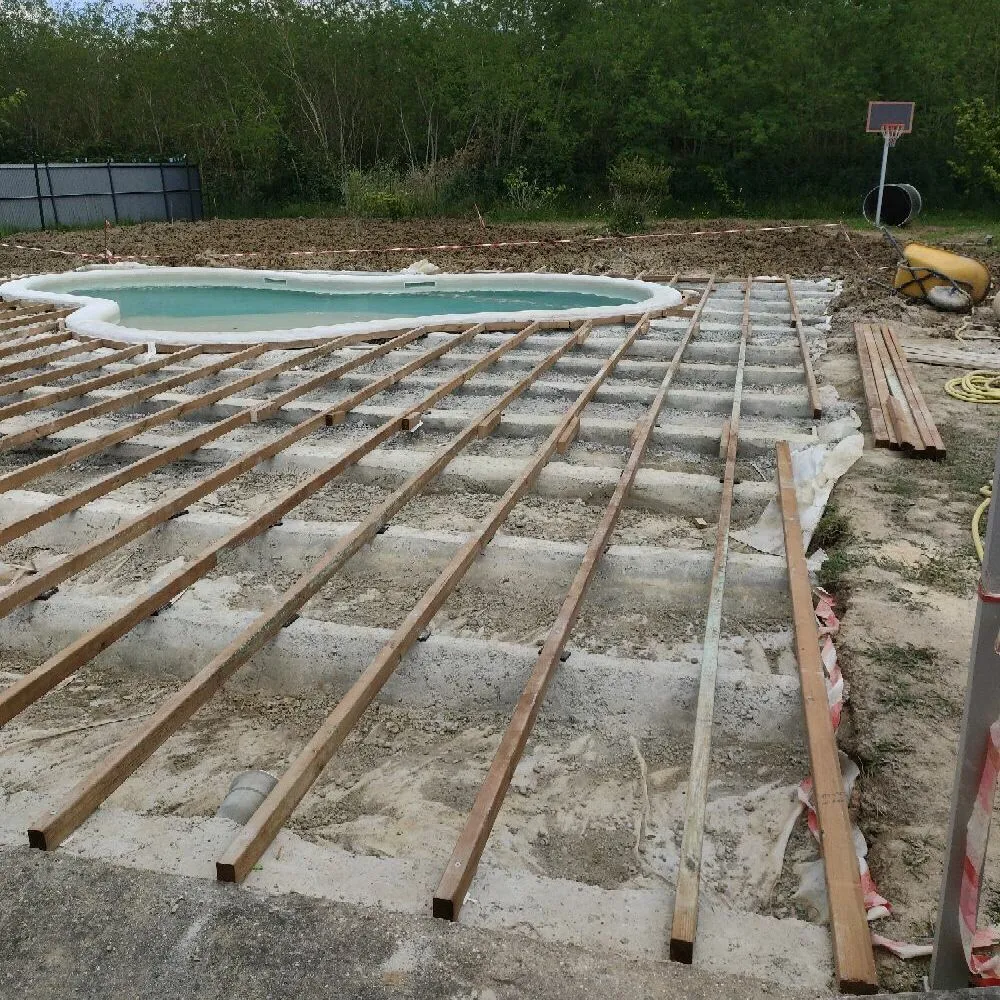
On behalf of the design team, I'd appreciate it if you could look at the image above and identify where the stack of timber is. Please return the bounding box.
[854,322,945,458]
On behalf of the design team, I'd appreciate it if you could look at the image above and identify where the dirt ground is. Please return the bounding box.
[3,215,1000,991]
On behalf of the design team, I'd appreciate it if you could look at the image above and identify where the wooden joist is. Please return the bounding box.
[431,280,715,921]
[21,323,593,851]
[776,441,878,994]
[212,314,654,884]
[784,276,822,419]
[669,277,750,964]
[853,322,944,458]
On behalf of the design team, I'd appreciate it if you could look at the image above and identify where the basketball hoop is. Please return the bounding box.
[881,123,906,148]
[866,102,915,227]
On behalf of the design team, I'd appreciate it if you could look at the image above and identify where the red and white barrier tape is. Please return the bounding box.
[960,720,1000,983]
[2,222,844,265]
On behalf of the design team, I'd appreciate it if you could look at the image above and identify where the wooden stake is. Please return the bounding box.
[213,315,654,884]
[775,441,878,994]
[669,277,749,964]
[431,281,715,920]
[784,276,822,418]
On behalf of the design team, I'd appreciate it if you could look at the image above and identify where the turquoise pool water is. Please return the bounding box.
[69,283,638,333]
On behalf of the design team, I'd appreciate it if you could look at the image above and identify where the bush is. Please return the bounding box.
[606,153,672,231]
[503,166,565,213]
[342,166,413,219]
[949,98,1000,198]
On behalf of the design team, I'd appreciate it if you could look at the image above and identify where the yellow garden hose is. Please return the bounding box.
[945,370,1000,403]
[974,485,992,563]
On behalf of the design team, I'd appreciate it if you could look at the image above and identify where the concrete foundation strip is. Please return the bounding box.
[775,441,877,993]
[21,319,603,852]
[429,278,714,921]
[211,313,655,883]
[0,318,61,344]
[667,277,751,964]
[0,324,436,545]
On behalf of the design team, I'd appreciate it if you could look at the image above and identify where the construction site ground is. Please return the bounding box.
[2,217,1000,997]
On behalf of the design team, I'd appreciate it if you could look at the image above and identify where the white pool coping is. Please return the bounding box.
[0,267,682,347]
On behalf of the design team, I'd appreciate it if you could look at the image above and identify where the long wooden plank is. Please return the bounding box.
[0,343,242,452]
[0,330,71,361]
[901,343,1000,370]
[213,314,654,884]
[0,340,95,379]
[669,277,751,963]
[775,441,878,993]
[852,323,891,448]
[784,276,822,418]
[23,323,594,851]
[0,327,486,616]
[0,343,214,423]
[869,327,923,452]
[0,345,146,396]
[431,280,716,921]
[883,325,946,457]
[860,325,899,450]
[0,330,431,547]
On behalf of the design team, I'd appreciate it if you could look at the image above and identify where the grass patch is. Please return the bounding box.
[865,642,938,673]
[810,501,863,598]
[810,501,854,551]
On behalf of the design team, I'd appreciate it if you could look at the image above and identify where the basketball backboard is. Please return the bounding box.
[866,101,915,133]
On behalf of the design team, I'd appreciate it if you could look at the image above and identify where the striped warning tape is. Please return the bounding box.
[1,222,845,265]
[959,720,1000,983]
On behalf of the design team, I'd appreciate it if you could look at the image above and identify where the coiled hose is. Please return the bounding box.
[946,371,1000,404]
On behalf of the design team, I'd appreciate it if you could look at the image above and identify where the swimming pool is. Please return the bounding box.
[0,267,682,347]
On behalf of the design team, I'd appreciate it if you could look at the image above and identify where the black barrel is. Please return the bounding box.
[862,183,922,227]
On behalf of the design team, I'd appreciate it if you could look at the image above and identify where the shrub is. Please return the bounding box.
[503,166,565,213]
[606,153,672,232]
[949,98,1000,198]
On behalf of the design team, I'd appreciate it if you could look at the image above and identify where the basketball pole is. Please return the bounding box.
[875,132,891,227]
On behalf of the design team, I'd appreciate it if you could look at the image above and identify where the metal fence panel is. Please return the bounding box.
[0,161,203,232]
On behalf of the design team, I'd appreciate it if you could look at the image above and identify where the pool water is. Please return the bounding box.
[69,283,639,333]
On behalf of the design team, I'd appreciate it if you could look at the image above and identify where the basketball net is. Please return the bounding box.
[881,123,905,147]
